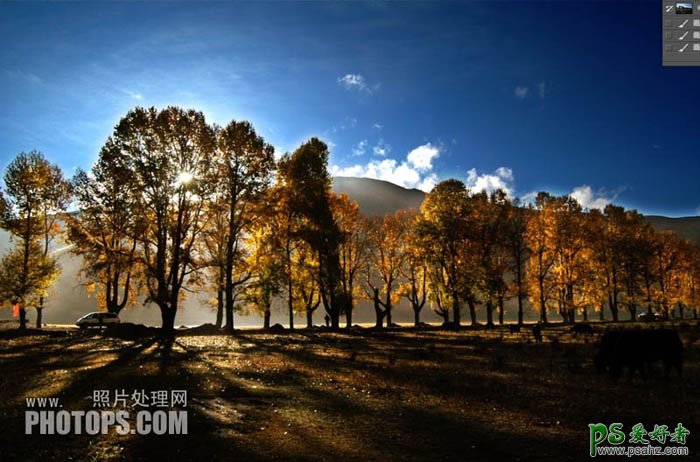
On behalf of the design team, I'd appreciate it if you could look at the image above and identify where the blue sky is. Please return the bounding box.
[1,1,698,216]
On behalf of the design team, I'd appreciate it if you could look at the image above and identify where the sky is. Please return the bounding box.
[1,1,699,217]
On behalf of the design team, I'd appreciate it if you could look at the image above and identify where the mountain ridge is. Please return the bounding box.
[333,176,700,244]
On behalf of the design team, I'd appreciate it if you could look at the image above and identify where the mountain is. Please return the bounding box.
[644,215,700,245]
[333,177,700,245]
[332,176,425,216]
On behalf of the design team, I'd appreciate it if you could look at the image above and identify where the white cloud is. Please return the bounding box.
[6,69,42,84]
[372,139,391,157]
[337,73,379,94]
[518,190,539,205]
[514,86,529,99]
[352,139,368,157]
[569,185,611,210]
[538,82,546,99]
[331,117,357,133]
[330,142,441,192]
[406,143,439,171]
[466,167,515,197]
[372,123,383,130]
[124,90,143,100]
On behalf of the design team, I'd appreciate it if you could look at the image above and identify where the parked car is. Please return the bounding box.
[638,312,662,322]
[76,312,120,329]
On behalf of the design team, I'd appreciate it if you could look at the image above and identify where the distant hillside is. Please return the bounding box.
[332,176,425,216]
[645,215,700,245]
[332,177,700,245]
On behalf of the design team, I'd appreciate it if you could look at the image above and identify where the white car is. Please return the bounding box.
[76,312,120,329]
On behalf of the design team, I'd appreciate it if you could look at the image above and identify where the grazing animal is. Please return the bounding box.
[594,329,683,380]
[509,324,521,334]
[533,323,543,343]
[571,323,594,335]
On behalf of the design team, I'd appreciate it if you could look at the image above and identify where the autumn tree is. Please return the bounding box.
[0,151,68,329]
[417,180,478,327]
[331,193,367,328]
[471,190,511,327]
[398,211,428,326]
[245,216,284,329]
[69,145,141,316]
[426,263,451,325]
[506,200,529,325]
[115,106,216,333]
[277,138,344,328]
[365,210,411,327]
[0,242,58,323]
[210,121,275,332]
[653,230,685,318]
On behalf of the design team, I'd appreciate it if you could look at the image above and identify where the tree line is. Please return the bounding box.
[2,106,700,332]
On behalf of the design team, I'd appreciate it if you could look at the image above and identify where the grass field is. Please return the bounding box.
[1,322,699,461]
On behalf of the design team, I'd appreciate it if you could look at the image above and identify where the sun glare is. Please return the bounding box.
[177,171,194,185]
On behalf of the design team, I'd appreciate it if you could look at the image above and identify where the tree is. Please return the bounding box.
[471,190,510,327]
[506,201,529,325]
[115,106,216,333]
[1,151,68,329]
[69,145,141,316]
[583,209,610,321]
[209,120,275,332]
[549,195,587,323]
[0,242,59,323]
[399,212,428,326]
[331,193,367,328]
[365,210,411,328]
[653,231,685,318]
[525,192,558,323]
[426,263,451,325]
[417,180,477,327]
[245,217,284,329]
[277,138,344,328]
[293,241,322,328]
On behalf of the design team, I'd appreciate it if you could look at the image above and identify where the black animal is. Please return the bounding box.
[594,329,683,380]
[571,323,594,335]
[509,324,521,334]
[533,323,543,343]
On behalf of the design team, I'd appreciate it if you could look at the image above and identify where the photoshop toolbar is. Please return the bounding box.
[663,1,700,65]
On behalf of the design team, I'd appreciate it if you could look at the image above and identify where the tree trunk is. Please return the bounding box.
[288,303,295,330]
[373,288,384,328]
[466,297,475,326]
[36,307,43,329]
[599,304,605,321]
[629,303,637,321]
[161,308,176,334]
[497,296,504,325]
[517,292,524,325]
[385,300,393,326]
[19,308,27,330]
[224,300,235,333]
[414,308,420,326]
[582,306,588,321]
[345,306,353,328]
[307,309,314,328]
[215,287,223,328]
[610,303,619,322]
[486,300,494,327]
[264,310,271,329]
[454,296,463,328]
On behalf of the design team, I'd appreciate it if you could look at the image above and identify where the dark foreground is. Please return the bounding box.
[1,322,699,461]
